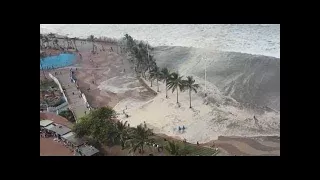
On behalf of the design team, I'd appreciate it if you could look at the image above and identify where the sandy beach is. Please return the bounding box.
[40,29,280,155]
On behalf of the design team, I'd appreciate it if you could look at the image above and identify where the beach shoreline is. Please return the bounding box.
[40,33,279,155]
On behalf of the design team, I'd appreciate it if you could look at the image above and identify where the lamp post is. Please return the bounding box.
[204,56,207,97]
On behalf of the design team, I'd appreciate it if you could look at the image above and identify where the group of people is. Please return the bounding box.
[178,126,186,133]
[40,126,75,152]
[40,129,54,138]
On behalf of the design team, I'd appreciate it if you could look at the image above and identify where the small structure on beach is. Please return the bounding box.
[49,125,71,137]
[40,120,53,127]
[75,145,100,156]
[61,132,84,147]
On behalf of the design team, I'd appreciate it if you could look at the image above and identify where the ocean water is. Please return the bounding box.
[40,53,76,69]
[40,24,280,58]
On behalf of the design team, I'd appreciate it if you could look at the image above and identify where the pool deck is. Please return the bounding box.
[55,70,89,120]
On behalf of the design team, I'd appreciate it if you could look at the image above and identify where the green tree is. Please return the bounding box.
[48,33,56,47]
[165,141,190,156]
[167,72,185,104]
[165,141,181,156]
[108,121,130,149]
[149,66,161,92]
[40,34,44,49]
[183,76,199,108]
[88,35,95,53]
[73,107,116,144]
[160,67,170,98]
[127,124,154,155]
[72,37,78,51]
[59,109,76,122]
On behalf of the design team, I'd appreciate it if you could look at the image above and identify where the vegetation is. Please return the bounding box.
[183,76,199,108]
[167,72,185,104]
[126,124,154,154]
[123,34,157,80]
[73,107,154,155]
[160,67,170,98]
[149,66,162,92]
[123,34,201,108]
[164,141,190,156]
[59,109,76,123]
[88,35,95,53]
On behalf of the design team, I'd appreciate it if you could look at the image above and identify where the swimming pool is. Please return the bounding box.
[40,53,76,70]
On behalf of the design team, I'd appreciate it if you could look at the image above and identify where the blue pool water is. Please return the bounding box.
[40,53,76,70]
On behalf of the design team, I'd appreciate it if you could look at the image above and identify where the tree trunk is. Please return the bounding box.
[189,89,192,108]
[150,79,153,87]
[165,80,168,98]
[141,144,144,154]
[157,78,159,92]
[74,40,78,51]
[177,88,179,103]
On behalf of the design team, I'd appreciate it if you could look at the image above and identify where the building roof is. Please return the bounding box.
[49,125,71,136]
[44,124,56,130]
[62,132,84,147]
[61,132,74,139]
[78,145,99,156]
[40,120,53,127]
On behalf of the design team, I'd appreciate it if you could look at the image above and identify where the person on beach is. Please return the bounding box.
[84,111,86,115]
[178,126,181,131]
[182,126,185,130]
[197,141,199,146]
[72,92,74,95]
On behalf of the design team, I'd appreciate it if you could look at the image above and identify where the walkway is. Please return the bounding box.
[55,70,88,120]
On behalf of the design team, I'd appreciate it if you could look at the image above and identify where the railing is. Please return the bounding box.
[48,73,78,122]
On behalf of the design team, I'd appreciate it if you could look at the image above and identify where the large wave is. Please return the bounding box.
[152,46,280,112]
[40,24,280,58]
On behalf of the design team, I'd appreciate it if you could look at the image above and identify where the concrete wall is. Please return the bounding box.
[47,101,68,114]
[49,73,78,121]
[49,73,68,104]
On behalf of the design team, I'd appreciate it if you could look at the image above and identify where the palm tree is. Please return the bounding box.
[89,35,95,53]
[167,72,185,104]
[149,66,161,92]
[127,124,154,155]
[43,36,49,49]
[53,39,59,49]
[165,141,181,156]
[160,67,170,98]
[48,33,55,47]
[40,34,43,49]
[112,121,130,149]
[183,76,199,108]
[72,37,78,51]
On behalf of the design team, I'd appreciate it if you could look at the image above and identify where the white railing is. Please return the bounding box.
[48,73,77,121]
[49,73,68,104]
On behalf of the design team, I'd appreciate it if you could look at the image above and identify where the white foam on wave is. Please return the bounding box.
[40,24,280,58]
